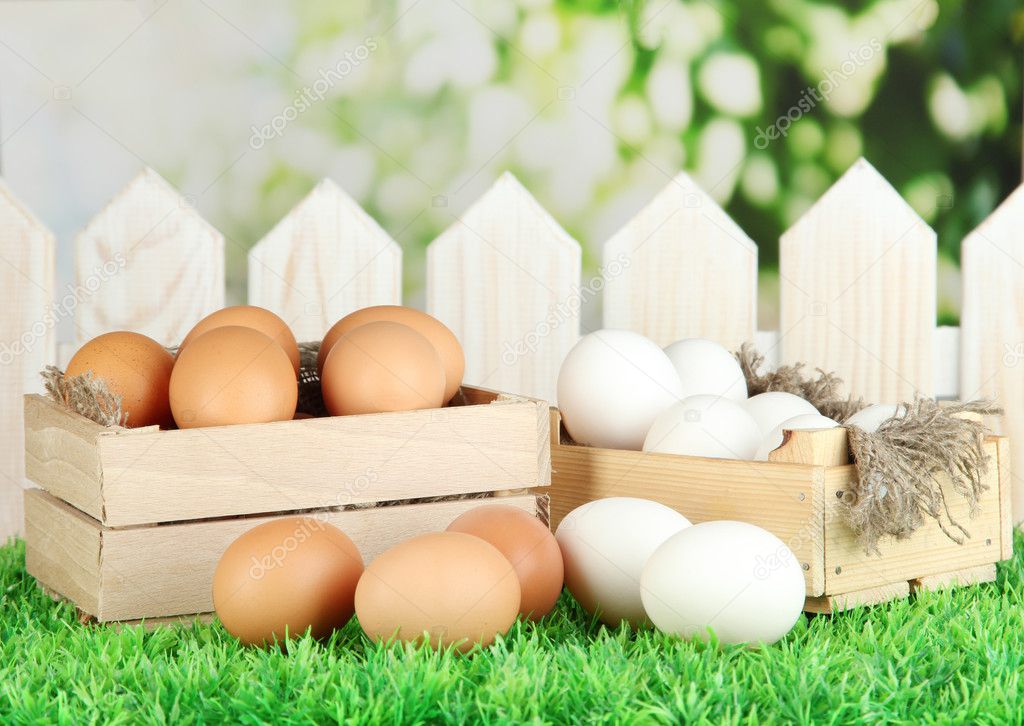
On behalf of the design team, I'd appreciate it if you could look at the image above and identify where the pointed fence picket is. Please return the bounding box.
[603,172,757,350]
[74,168,224,347]
[779,158,937,404]
[1,157,1023,538]
[0,182,54,542]
[248,179,402,342]
[961,183,1024,520]
[426,172,582,402]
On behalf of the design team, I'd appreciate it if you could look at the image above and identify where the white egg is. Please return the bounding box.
[743,391,818,435]
[643,395,761,460]
[557,329,683,450]
[641,520,805,645]
[556,497,691,627]
[663,338,747,402]
[844,403,907,433]
[754,413,839,461]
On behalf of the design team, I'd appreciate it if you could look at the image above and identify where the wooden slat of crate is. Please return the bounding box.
[25,388,550,527]
[549,412,825,596]
[804,581,912,614]
[26,488,546,622]
[821,436,1006,594]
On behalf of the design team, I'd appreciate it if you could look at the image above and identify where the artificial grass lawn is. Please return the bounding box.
[3,537,1024,725]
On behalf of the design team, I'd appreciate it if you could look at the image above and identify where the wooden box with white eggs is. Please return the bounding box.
[550,330,1013,622]
[23,305,551,626]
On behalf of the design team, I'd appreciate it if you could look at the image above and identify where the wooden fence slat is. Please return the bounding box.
[74,168,224,347]
[0,181,54,539]
[779,157,936,404]
[248,179,402,342]
[603,171,757,349]
[426,172,581,402]
[960,183,1024,522]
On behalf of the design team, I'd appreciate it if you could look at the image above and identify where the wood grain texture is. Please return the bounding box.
[74,168,224,346]
[426,172,581,402]
[996,436,1014,560]
[804,581,911,614]
[768,427,849,466]
[0,181,54,540]
[603,172,757,349]
[549,410,825,595]
[960,183,1024,522]
[25,488,542,621]
[25,387,549,527]
[909,563,997,593]
[821,436,1006,594]
[779,157,936,404]
[248,178,402,342]
[24,394,108,521]
[25,488,101,614]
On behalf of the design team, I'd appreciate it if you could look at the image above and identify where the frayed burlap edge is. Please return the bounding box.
[736,343,1002,554]
[41,365,128,428]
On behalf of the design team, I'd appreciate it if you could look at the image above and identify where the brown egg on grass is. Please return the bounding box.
[447,504,564,621]
[65,331,175,428]
[179,305,300,375]
[320,321,445,416]
[170,326,297,428]
[355,532,521,652]
[212,517,364,646]
[318,305,465,402]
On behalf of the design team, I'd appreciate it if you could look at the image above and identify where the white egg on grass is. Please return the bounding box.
[744,391,819,436]
[557,330,683,450]
[555,497,691,627]
[640,520,805,645]
[643,395,761,460]
[663,338,747,402]
[844,403,907,433]
[754,413,839,461]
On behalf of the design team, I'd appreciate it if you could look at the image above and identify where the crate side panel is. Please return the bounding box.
[24,489,102,615]
[98,400,547,526]
[996,436,1014,561]
[95,494,540,621]
[24,395,108,521]
[823,440,1003,593]
[550,444,825,595]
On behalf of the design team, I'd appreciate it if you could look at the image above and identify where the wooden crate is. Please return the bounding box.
[24,386,549,527]
[548,409,1013,613]
[22,386,550,622]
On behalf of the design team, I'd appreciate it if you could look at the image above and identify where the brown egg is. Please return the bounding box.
[179,305,300,375]
[212,517,364,646]
[169,326,297,428]
[320,321,445,416]
[447,504,564,621]
[318,305,465,402]
[355,532,520,652]
[65,331,175,428]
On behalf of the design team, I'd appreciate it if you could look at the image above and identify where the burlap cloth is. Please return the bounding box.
[737,343,1001,553]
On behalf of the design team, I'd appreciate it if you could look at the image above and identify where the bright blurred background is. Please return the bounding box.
[1,0,1021,331]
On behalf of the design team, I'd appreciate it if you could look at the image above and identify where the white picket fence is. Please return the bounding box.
[2,157,1022,540]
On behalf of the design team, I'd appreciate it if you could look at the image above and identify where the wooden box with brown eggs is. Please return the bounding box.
[23,305,552,627]
[547,332,1014,615]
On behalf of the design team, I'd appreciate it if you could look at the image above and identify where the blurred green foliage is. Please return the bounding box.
[248,1,1022,322]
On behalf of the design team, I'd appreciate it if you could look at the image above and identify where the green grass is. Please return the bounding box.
[3,537,1024,725]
